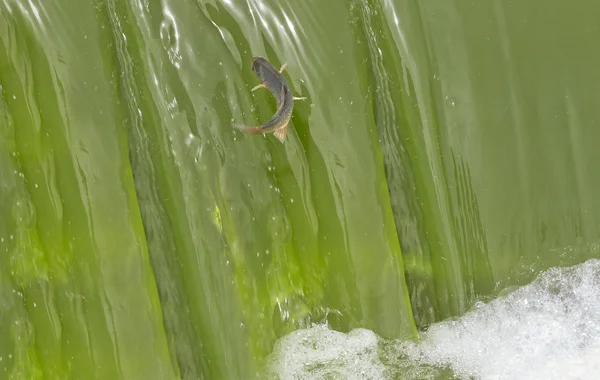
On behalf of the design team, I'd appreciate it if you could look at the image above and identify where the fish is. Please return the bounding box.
[234,56,306,143]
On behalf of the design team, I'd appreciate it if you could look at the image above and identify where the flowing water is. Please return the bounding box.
[270,259,600,379]
[1,0,600,378]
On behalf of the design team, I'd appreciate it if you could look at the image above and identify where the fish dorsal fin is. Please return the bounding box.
[274,126,287,143]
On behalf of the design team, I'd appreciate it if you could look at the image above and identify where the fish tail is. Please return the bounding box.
[233,124,265,135]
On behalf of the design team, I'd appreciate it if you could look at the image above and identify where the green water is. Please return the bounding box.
[1,0,599,378]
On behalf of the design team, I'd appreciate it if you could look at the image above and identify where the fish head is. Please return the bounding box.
[251,57,268,76]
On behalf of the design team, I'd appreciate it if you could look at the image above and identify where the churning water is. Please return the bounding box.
[270,259,600,379]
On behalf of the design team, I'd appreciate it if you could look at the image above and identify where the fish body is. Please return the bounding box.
[234,57,304,143]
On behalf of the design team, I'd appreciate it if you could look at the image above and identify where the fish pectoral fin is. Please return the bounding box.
[279,63,288,73]
[251,83,267,91]
[293,96,307,101]
[273,126,287,143]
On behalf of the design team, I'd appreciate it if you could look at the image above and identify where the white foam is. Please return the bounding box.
[268,259,600,379]
[268,326,386,379]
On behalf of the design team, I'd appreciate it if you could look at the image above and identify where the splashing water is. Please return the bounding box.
[269,259,600,379]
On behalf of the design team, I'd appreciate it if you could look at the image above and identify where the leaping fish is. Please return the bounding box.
[234,57,306,143]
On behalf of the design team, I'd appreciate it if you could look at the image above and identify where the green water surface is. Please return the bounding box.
[1,0,600,378]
